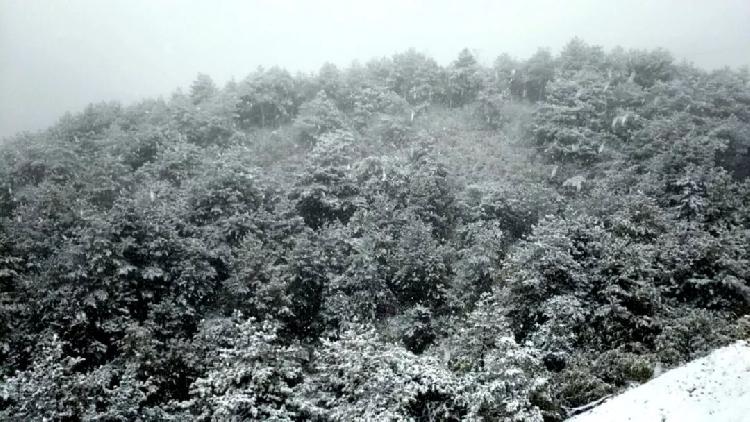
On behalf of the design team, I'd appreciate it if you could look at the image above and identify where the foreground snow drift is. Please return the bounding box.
[568,341,750,422]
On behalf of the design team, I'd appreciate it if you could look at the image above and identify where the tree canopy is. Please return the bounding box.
[1,41,749,421]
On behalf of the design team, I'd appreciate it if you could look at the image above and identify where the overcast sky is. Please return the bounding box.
[1,0,749,138]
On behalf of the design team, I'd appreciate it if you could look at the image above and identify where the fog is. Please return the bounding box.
[1,0,749,138]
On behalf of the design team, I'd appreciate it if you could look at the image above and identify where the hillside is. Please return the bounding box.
[1,39,749,421]
[569,341,750,422]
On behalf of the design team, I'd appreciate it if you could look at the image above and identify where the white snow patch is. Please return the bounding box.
[568,341,750,422]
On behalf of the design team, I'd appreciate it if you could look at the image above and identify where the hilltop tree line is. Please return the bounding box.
[1,38,749,421]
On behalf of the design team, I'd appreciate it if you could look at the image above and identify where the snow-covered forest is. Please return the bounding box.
[1,38,749,420]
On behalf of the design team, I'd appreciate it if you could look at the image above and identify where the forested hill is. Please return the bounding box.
[1,39,749,421]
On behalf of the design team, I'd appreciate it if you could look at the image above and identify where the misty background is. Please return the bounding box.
[1,0,749,139]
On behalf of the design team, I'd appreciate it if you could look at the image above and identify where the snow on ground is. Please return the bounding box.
[568,341,750,422]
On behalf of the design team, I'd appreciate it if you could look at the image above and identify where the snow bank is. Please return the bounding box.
[568,341,750,422]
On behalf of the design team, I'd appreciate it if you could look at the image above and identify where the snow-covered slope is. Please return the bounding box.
[568,341,750,422]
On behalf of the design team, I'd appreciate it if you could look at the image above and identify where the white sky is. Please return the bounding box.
[1,0,749,138]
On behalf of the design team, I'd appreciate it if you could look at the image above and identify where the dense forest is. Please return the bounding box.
[1,38,749,421]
